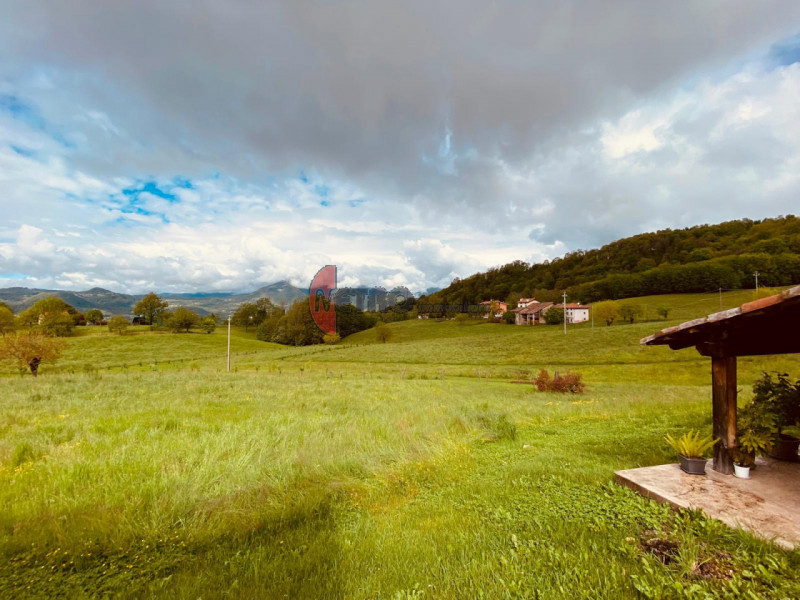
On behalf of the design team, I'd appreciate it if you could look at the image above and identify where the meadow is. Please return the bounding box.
[1,290,799,598]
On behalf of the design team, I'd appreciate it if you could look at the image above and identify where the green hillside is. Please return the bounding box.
[422,216,800,305]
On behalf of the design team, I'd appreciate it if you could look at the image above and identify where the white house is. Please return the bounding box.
[513,301,591,325]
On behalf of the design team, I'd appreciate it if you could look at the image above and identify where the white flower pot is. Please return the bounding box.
[733,463,750,479]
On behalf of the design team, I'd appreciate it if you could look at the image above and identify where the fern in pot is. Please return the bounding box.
[665,431,718,475]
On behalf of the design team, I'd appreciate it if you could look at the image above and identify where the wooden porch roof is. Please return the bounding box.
[641,284,800,357]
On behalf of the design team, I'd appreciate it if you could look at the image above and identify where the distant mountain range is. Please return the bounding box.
[0,281,307,317]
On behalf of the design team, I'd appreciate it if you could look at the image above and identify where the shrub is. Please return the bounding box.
[544,307,564,325]
[323,334,341,344]
[594,301,621,326]
[375,323,392,343]
[619,303,642,324]
[534,369,585,393]
[0,332,66,377]
[107,315,129,335]
[200,316,217,334]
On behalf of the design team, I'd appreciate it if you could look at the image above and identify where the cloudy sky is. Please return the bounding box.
[1,2,800,294]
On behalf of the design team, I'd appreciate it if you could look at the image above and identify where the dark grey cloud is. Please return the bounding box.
[1,1,800,291]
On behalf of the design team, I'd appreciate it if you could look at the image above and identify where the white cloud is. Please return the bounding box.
[1,4,800,293]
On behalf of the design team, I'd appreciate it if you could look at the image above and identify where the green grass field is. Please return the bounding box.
[2,290,799,598]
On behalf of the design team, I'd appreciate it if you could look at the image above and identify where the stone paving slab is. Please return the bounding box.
[615,458,800,550]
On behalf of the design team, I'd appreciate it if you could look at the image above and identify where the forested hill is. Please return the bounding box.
[421,216,800,306]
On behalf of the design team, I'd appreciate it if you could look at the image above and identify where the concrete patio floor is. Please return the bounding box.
[615,458,800,550]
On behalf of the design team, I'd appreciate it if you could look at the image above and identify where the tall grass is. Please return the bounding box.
[1,289,799,597]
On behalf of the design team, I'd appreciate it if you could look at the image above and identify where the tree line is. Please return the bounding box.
[420,216,800,306]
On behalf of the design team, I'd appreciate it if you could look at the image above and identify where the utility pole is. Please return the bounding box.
[719,287,722,311]
[754,271,760,291]
[562,291,567,336]
[227,316,231,373]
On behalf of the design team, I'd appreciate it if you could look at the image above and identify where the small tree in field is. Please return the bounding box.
[85,309,104,325]
[0,306,15,336]
[168,307,200,333]
[200,316,217,334]
[0,332,65,377]
[133,292,169,328]
[375,323,392,343]
[619,303,642,324]
[544,307,564,325]
[657,306,671,320]
[107,315,129,335]
[593,301,621,326]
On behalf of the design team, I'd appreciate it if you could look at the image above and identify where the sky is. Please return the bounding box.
[1,1,800,294]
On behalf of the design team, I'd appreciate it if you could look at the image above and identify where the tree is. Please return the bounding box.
[254,297,281,325]
[375,323,392,343]
[593,301,621,326]
[200,316,217,334]
[107,315,129,335]
[0,332,65,377]
[0,301,12,313]
[0,306,15,336]
[85,309,104,325]
[256,314,282,342]
[544,307,564,325]
[133,292,169,328]
[168,307,200,333]
[232,302,259,330]
[18,297,76,336]
[619,303,642,324]
[503,309,516,324]
[657,306,671,320]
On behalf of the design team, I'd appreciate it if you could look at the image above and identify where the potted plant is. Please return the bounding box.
[665,431,718,475]
[734,392,779,478]
[751,372,800,462]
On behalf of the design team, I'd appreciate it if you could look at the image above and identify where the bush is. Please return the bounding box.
[323,334,341,344]
[107,315,129,335]
[619,303,642,324]
[534,369,585,393]
[375,323,392,343]
[544,307,564,325]
[200,316,217,334]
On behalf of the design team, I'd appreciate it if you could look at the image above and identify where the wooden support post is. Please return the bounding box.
[711,355,737,474]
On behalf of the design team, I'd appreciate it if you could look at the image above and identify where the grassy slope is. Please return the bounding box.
[1,290,799,598]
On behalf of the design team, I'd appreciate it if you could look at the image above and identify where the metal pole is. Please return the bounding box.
[562,292,567,335]
[719,287,722,311]
[754,271,759,291]
[227,317,231,372]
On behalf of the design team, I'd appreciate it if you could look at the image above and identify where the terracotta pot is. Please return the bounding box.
[679,455,706,475]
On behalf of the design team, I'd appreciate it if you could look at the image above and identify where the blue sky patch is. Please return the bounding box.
[10,144,35,157]
[0,94,73,147]
[122,180,178,202]
[769,34,800,67]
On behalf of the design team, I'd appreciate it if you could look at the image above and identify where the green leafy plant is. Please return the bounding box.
[735,388,780,467]
[752,371,800,434]
[664,431,718,459]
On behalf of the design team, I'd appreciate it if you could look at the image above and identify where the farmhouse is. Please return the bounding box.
[479,300,507,318]
[512,301,591,325]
